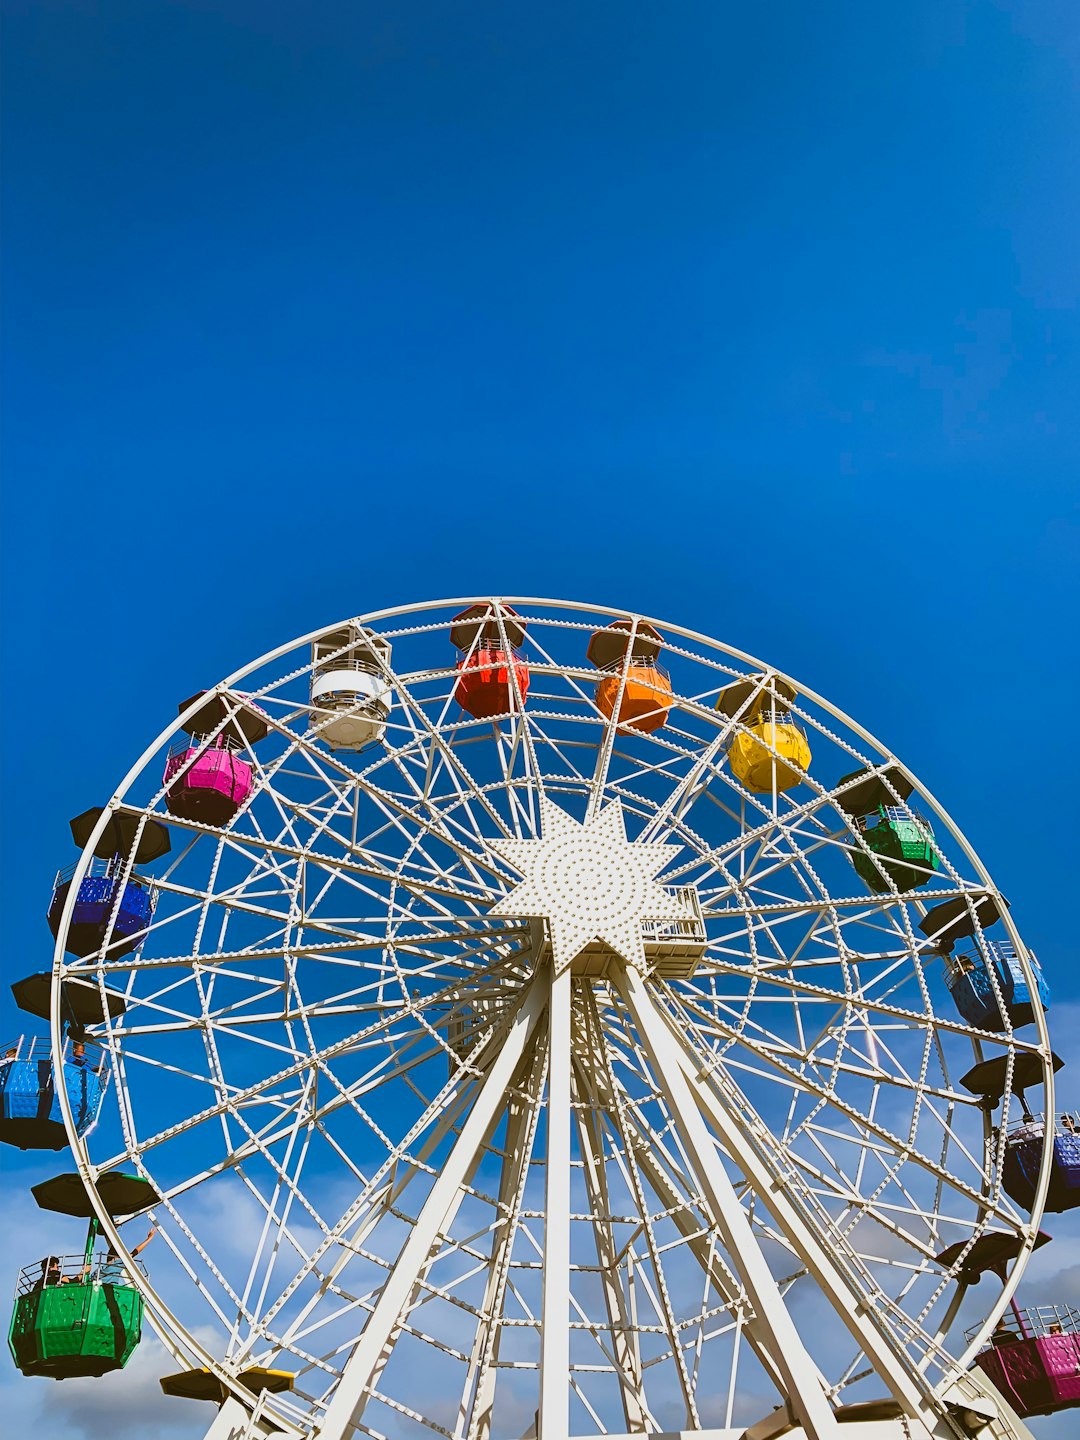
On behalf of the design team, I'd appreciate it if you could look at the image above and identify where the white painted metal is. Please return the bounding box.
[539,964,572,1440]
[318,974,549,1439]
[615,964,840,1440]
[44,598,1054,1440]
[489,796,684,976]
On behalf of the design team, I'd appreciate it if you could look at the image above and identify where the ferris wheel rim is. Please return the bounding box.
[41,595,1058,1436]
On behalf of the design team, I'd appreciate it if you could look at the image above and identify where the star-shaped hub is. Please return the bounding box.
[488,797,686,975]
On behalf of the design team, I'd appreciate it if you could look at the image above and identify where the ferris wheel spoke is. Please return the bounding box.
[50,602,1052,1438]
[575,995,786,1416]
[175,1028,496,1210]
[673,1004,996,1215]
[596,1079,822,1410]
[506,617,598,731]
[147,870,380,947]
[226,1102,327,1356]
[244,747,347,859]
[681,963,939,1039]
[589,995,793,1423]
[510,702,593,795]
[604,726,706,797]
[262,1081,487,1353]
[379,666,519,845]
[97,958,493,1037]
[120,799,496,914]
[636,729,733,844]
[612,965,845,1437]
[108,915,528,975]
[346,757,508,900]
[316,971,550,1440]
[262,986,549,1354]
[684,771,894,891]
[490,717,545,840]
[283,789,501,914]
[717,823,844,904]
[699,886,966,924]
[460,1042,547,1440]
[785,1127,962,1262]
[584,622,654,817]
[571,1087,651,1434]
[651,989,948,1423]
[105,1001,449,1168]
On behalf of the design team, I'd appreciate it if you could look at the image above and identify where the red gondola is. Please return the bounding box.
[451,605,530,720]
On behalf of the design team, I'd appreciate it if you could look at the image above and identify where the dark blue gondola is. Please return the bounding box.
[47,858,155,959]
[1003,1113,1080,1214]
[0,1037,103,1150]
[945,940,1050,1031]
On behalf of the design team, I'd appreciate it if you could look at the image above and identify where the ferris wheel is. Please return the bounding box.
[6,597,1080,1440]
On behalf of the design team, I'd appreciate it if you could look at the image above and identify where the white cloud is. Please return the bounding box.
[34,1334,207,1440]
[0,1172,207,1440]
[4,998,1079,1437]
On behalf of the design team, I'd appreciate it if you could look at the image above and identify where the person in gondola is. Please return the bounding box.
[1061,1114,1076,1136]
[101,1226,157,1283]
[1012,1114,1044,1142]
[991,1321,1017,1348]
[35,1257,62,1290]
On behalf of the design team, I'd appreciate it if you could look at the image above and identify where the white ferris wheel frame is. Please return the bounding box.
[44,596,1055,1440]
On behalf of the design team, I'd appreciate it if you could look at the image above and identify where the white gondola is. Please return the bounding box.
[309,625,393,750]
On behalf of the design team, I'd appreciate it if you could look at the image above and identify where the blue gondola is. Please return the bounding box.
[945,940,1050,1031]
[47,858,155,959]
[0,1037,103,1150]
[1002,1113,1080,1214]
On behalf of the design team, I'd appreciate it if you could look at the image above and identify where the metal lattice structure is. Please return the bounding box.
[46,598,1057,1440]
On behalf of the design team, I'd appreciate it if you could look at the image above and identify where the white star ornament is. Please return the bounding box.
[488,797,684,975]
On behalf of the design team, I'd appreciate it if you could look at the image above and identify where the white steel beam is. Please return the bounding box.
[539,963,572,1440]
[615,963,841,1440]
[462,1041,547,1440]
[573,987,792,1403]
[658,990,955,1432]
[317,971,550,1440]
[572,1075,649,1433]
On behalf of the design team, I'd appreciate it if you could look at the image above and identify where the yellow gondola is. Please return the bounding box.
[716,676,811,793]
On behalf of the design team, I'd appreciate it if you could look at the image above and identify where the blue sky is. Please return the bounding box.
[2,3,1078,1437]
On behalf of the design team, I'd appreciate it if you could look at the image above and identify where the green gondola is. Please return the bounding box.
[835,767,940,893]
[851,803,940,893]
[8,1219,144,1380]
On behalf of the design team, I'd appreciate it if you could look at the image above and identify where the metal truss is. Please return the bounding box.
[49,598,1052,1440]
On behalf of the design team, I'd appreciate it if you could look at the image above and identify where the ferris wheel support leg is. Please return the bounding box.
[462,1042,548,1440]
[659,1008,960,1436]
[199,1396,291,1440]
[610,1084,794,1403]
[615,964,842,1440]
[572,984,801,1407]
[573,1068,649,1433]
[539,962,573,1440]
[317,973,551,1440]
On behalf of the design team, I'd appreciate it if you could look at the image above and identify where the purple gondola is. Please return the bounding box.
[1002,1112,1080,1213]
[47,858,155,959]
